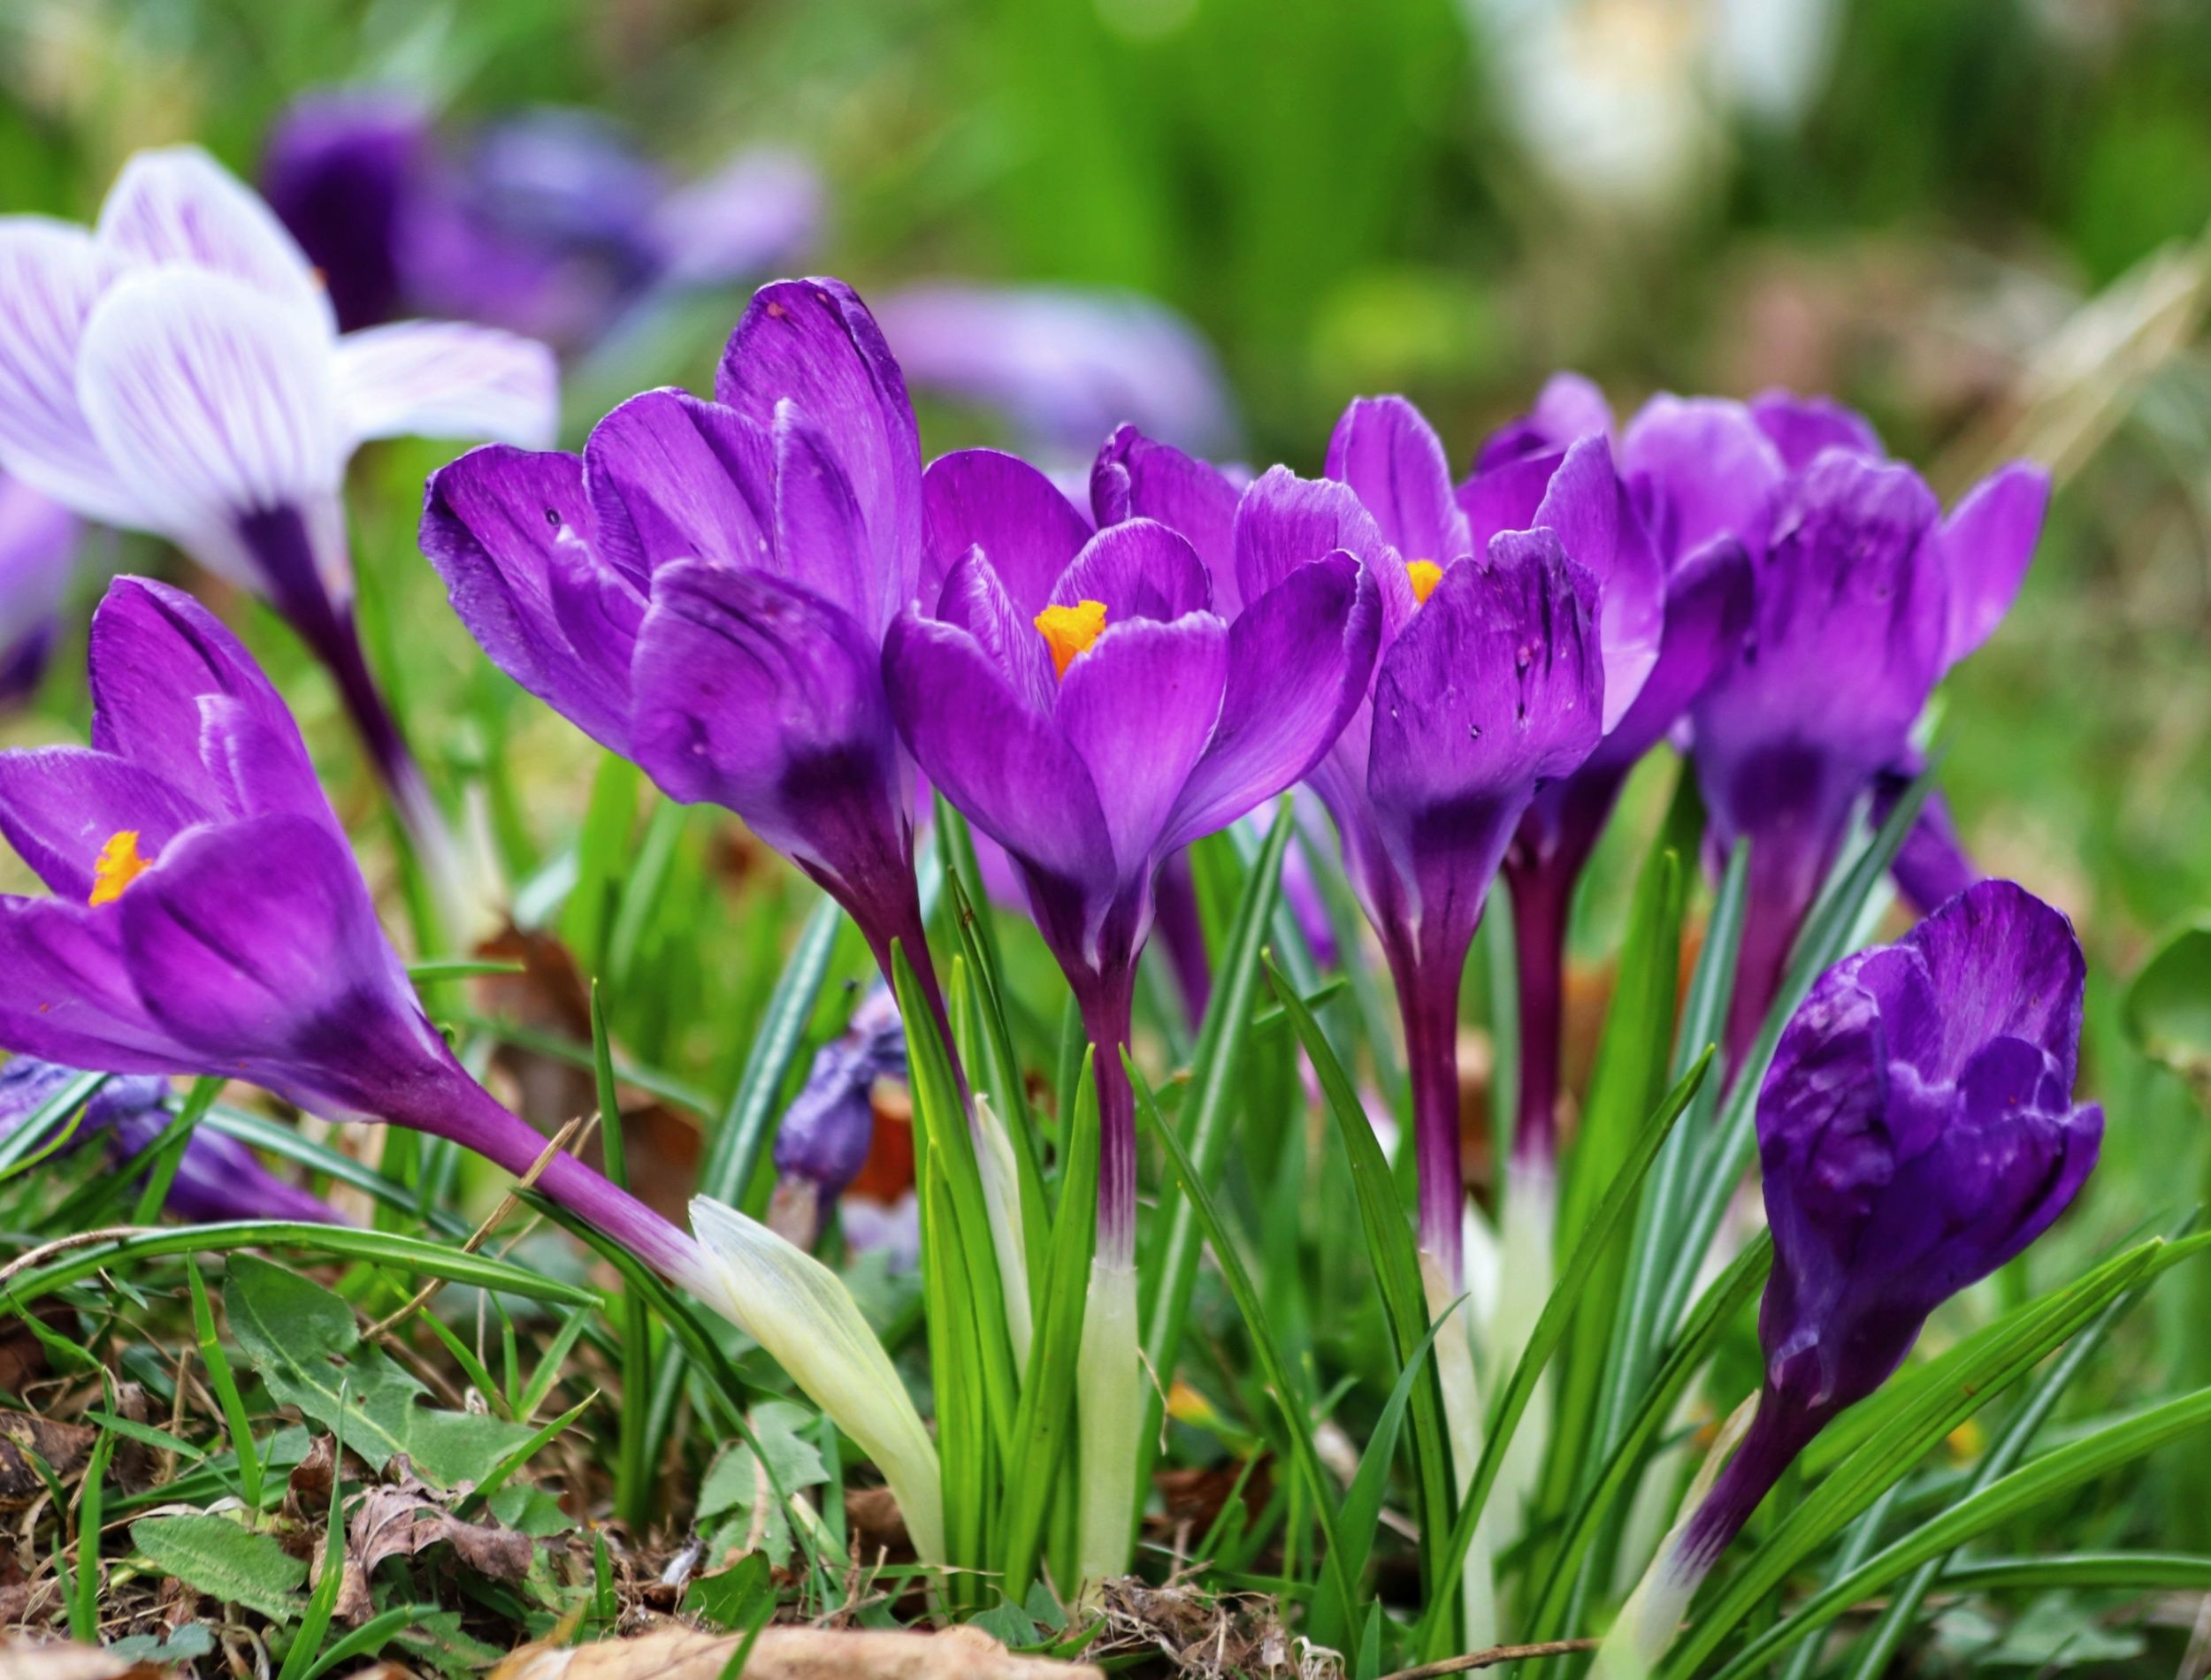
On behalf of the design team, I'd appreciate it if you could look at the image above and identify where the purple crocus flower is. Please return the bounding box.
[771,986,906,1245]
[0,470,80,707]
[263,97,820,352]
[1473,381,1756,1184]
[1646,392,2052,1063]
[0,145,558,927]
[1602,880,2100,1670]
[886,445,1380,1266]
[0,576,707,1291]
[0,1058,340,1226]
[423,278,953,1027]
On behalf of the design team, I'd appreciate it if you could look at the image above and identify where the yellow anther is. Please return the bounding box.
[1407,560,1444,604]
[89,830,151,906]
[1034,599,1109,679]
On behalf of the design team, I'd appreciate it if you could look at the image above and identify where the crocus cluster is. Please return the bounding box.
[1597,879,2101,1675]
[0,145,558,927]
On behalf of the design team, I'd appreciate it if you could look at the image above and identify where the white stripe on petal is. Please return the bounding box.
[333,321,560,452]
[76,269,340,584]
[95,146,333,332]
[0,218,138,527]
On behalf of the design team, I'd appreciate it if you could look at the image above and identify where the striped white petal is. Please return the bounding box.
[0,219,138,526]
[334,320,560,453]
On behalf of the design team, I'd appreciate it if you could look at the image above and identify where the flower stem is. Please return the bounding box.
[1075,1252,1140,1592]
[1504,857,1572,1176]
[1392,937,1468,1287]
[1077,972,1140,1270]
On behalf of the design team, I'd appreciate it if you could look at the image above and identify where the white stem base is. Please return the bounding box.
[1422,1248,1498,1650]
[1488,1157,1557,1547]
[974,1095,1034,1370]
[1075,1255,1140,1594]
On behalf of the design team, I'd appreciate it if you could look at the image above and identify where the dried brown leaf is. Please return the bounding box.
[0,1411,96,1508]
[491,1623,1100,1680]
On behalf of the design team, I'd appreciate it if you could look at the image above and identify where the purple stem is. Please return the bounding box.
[1389,935,1468,1288]
[1076,969,1140,1269]
[1673,1389,1823,1577]
[1152,849,1213,1032]
[1504,856,1571,1174]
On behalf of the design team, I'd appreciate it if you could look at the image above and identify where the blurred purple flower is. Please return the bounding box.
[0,577,708,1290]
[0,1058,340,1225]
[425,278,952,1034]
[874,285,1238,468]
[264,97,819,353]
[1472,381,1755,1179]
[1610,882,2099,1661]
[888,445,1378,1259]
[0,470,80,707]
[771,986,906,1243]
[0,146,557,921]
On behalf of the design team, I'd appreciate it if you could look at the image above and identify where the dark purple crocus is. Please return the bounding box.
[0,577,708,1293]
[887,445,1378,1264]
[1648,392,2052,1064]
[770,986,906,1245]
[0,1058,340,1226]
[0,470,80,707]
[264,96,820,352]
[423,278,954,1027]
[1600,880,2100,1671]
[1473,382,1756,1186]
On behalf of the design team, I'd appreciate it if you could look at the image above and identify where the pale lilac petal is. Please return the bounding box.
[0,219,137,525]
[582,387,772,579]
[1049,517,1210,622]
[0,472,81,654]
[923,447,1090,615]
[1166,552,1380,846]
[1619,395,1786,564]
[420,445,643,756]
[1939,461,2049,668]
[1748,388,1883,471]
[0,748,209,899]
[883,612,1114,889]
[75,270,339,576]
[1055,613,1228,874]
[333,319,558,451]
[96,146,333,329]
[650,147,821,288]
[1325,395,1472,567]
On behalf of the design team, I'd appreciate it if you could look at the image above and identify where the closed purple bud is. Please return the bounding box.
[774,987,907,1212]
[261,91,429,332]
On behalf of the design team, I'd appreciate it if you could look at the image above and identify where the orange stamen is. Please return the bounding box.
[89,830,151,906]
[1034,599,1109,679]
[1407,560,1443,604]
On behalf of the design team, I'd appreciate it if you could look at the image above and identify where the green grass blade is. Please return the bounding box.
[279,1390,350,1680]
[187,1259,263,1511]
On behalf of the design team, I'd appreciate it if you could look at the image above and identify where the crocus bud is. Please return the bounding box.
[771,986,906,1244]
[1597,879,2101,1676]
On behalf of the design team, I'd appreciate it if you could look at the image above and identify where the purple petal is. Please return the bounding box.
[160,1124,348,1225]
[0,472,81,657]
[1232,466,1404,630]
[1090,424,1239,606]
[922,447,1090,616]
[1167,552,1381,847]
[1938,461,2049,668]
[1325,395,1471,568]
[583,387,773,579]
[935,547,1056,714]
[1585,534,1753,775]
[96,147,332,326]
[883,612,1113,889]
[771,401,879,631]
[260,91,426,332]
[1888,878,2087,1087]
[1055,612,1228,874]
[1457,448,1564,556]
[0,748,209,899]
[1619,395,1786,565]
[1748,388,1884,471]
[0,896,189,1071]
[0,220,136,525]
[1530,435,1666,729]
[628,561,906,876]
[1049,518,1210,622]
[715,279,922,612]
[1474,371,1614,470]
[421,444,644,757]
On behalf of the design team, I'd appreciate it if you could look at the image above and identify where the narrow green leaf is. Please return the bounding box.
[188,1260,263,1510]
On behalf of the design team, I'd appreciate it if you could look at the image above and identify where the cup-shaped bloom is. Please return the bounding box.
[887,447,1380,1256]
[0,470,80,707]
[1465,383,1756,1170]
[0,144,557,913]
[1602,881,2100,1670]
[423,277,945,1004]
[0,576,705,1290]
[873,285,1237,468]
[0,1058,341,1226]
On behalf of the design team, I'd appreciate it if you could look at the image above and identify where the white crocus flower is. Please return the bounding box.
[0,146,555,931]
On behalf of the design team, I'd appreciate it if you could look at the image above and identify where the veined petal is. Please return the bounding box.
[1090,424,1239,608]
[689,1195,945,1564]
[0,219,138,526]
[1584,535,1752,775]
[1886,878,2086,1088]
[628,562,905,872]
[883,611,1114,888]
[1619,394,1785,565]
[583,388,772,582]
[421,445,643,757]
[0,747,209,899]
[96,147,332,329]
[716,279,922,608]
[1049,517,1210,622]
[1748,388,1883,470]
[1166,552,1380,847]
[1531,435,1664,730]
[936,546,1056,714]
[333,320,558,452]
[1326,394,1471,569]
[0,895,191,1072]
[923,447,1090,616]
[1233,465,1396,615]
[76,269,340,570]
[1055,612,1228,874]
[771,399,880,633]
[1939,461,2049,669]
